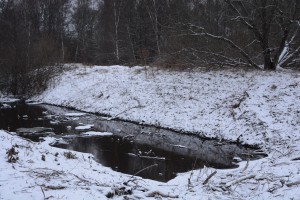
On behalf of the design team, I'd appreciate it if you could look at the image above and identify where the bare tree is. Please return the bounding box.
[112,0,122,63]
[145,0,161,56]
[0,0,70,95]
[73,0,97,63]
[184,0,300,70]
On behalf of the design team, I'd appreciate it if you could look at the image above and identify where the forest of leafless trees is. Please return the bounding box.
[0,0,300,95]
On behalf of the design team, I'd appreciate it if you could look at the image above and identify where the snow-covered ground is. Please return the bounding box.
[1,64,300,199]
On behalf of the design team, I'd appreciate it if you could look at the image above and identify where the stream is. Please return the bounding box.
[0,101,267,182]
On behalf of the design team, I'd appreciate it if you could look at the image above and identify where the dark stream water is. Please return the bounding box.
[0,101,266,182]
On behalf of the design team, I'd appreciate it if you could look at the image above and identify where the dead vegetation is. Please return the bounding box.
[63,151,77,159]
[106,187,132,198]
[6,145,19,163]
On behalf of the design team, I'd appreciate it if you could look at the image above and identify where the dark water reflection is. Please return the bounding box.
[0,102,266,182]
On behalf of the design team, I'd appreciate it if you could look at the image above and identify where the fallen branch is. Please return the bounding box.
[203,171,217,185]
[286,181,300,187]
[44,185,66,190]
[292,157,300,161]
[146,191,179,198]
[225,175,255,188]
[211,185,227,192]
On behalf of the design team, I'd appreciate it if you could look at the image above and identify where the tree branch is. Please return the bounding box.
[203,32,260,68]
[224,0,263,42]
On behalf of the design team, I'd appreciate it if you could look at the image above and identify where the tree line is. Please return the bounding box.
[0,0,299,95]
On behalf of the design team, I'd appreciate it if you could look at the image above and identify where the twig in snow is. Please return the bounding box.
[225,175,255,188]
[125,164,158,185]
[40,186,46,200]
[203,171,217,185]
[268,184,283,193]
[188,158,198,188]
[243,158,250,172]
[25,168,65,179]
[72,174,91,186]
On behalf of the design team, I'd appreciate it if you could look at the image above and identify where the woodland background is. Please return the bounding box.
[0,0,299,95]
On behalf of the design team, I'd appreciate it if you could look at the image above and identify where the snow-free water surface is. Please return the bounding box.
[0,102,266,182]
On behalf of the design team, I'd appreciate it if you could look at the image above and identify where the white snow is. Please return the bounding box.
[0,132,133,200]
[81,131,113,136]
[171,144,187,149]
[65,112,86,117]
[1,103,11,109]
[0,97,20,103]
[1,64,300,199]
[74,124,94,130]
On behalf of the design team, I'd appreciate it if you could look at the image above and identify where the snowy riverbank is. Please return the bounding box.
[1,64,300,199]
[34,64,300,147]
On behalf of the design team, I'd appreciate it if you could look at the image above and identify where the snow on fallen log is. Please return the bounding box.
[225,175,256,188]
[203,171,217,185]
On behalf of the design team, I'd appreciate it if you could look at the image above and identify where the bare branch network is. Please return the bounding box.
[1,0,300,94]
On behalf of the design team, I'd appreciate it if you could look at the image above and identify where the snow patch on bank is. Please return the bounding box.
[75,124,93,130]
[81,131,113,136]
[65,112,86,117]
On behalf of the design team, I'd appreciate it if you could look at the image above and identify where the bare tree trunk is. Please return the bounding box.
[127,25,136,63]
[147,0,160,56]
[113,0,121,63]
[61,34,65,62]
[75,42,79,62]
[260,0,275,70]
[26,23,31,70]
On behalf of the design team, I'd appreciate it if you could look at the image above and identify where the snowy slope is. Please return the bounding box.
[34,64,300,147]
[1,64,300,199]
[1,129,300,200]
